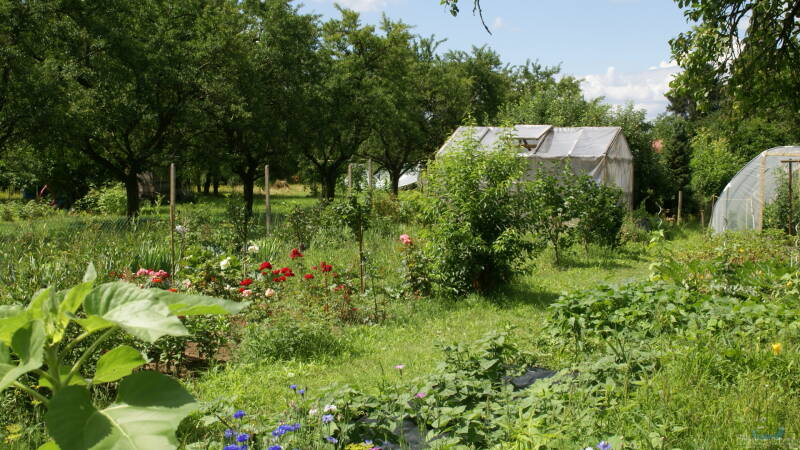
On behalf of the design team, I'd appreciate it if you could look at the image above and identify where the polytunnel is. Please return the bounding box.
[710,146,800,233]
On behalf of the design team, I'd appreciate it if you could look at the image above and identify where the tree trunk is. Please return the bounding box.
[124,170,141,217]
[321,169,338,201]
[203,175,211,194]
[213,176,220,195]
[389,169,402,197]
[241,171,255,217]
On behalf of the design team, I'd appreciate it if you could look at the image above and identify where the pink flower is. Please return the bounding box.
[265,288,275,298]
[241,289,253,297]
[415,392,426,399]
[394,364,405,370]
[399,234,412,245]
[135,268,149,277]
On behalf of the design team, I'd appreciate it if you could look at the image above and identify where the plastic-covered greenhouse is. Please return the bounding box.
[434,125,635,208]
[711,146,800,233]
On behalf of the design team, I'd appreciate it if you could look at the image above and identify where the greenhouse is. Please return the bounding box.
[710,146,800,233]
[434,125,635,208]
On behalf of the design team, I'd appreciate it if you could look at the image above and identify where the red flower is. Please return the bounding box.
[312,266,318,270]
[272,269,281,275]
[322,264,333,273]
[287,272,295,277]
[273,277,281,282]
[167,288,177,293]
[238,287,245,293]
[290,248,303,259]
[334,284,345,291]
[304,274,314,280]
[280,275,287,282]
[280,267,290,274]
[259,261,273,271]
[240,278,253,287]
[152,277,162,283]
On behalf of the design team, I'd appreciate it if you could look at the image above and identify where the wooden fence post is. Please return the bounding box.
[677,190,683,225]
[265,165,271,235]
[169,163,176,277]
[347,163,353,195]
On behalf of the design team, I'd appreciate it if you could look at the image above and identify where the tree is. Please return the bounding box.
[197,0,318,215]
[299,7,385,200]
[362,23,471,196]
[445,46,511,125]
[27,0,223,216]
[670,0,800,121]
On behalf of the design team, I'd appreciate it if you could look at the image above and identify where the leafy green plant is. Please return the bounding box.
[422,136,540,293]
[73,184,128,216]
[0,264,248,450]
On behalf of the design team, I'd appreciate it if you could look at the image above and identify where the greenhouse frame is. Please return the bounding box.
[434,125,635,208]
[710,146,800,233]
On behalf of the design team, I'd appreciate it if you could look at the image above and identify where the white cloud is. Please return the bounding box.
[492,16,505,30]
[581,61,681,119]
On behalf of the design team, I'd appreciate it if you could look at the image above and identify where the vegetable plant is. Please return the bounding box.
[0,264,248,450]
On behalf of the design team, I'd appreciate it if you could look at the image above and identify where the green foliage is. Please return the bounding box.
[0,264,247,450]
[763,169,800,233]
[422,137,536,293]
[237,317,344,362]
[689,128,745,200]
[282,203,325,249]
[573,177,626,249]
[73,184,128,216]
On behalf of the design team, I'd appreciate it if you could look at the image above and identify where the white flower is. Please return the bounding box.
[220,257,231,270]
[308,408,318,416]
[175,225,187,234]
[265,288,276,298]
[241,289,253,297]
[323,404,337,412]
[182,279,192,289]
[247,244,260,254]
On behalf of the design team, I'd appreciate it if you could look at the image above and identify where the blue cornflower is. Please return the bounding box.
[298,388,305,396]
[322,414,334,424]
[325,436,339,444]
[597,442,611,450]
[233,410,246,419]
[290,423,301,431]
[237,433,249,443]
[268,447,282,450]
[223,445,239,450]
[224,429,235,439]
[364,440,373,445]
[239,446,248,450]
[290,384,298,390]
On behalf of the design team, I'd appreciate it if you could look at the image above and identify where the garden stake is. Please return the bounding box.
[170,163,176,278]
[781,160,799,235]
[265,164,271,235]
[348,163,353,195]
[677,190,683,224]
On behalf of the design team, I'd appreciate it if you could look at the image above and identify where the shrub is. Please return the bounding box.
[236,316,344,362]
[282,202,325,249]
[573,176,626,249]
[422,137,539,293]
[74,183,128,215]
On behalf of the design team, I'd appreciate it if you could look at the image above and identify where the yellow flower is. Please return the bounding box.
[772,342,782,355]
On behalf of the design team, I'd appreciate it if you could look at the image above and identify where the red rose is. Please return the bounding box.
[304,274,314,280]
[290,248,303,259]
[273,277,281,282]
[259,261,272,271]
[238,287,245,293]
[280,275,287,282]
[167,288,177,293]
[240,278,253,287]
[322,264,333,273]
[272,269,281,275]
[151,277,162,283]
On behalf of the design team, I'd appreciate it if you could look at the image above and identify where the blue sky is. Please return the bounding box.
[299,0,692,118]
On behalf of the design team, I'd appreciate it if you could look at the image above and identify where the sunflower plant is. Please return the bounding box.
[0,264,248,450]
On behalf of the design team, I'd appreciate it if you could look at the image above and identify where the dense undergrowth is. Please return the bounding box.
[1,189,799,449]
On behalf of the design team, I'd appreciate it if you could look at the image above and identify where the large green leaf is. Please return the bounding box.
[149,289,250,316]
[50,281,95,344]
[84,282,188,343]
[0,320,45,392]
[46,371,197,450]
[93,345,146,384]
[0,307,28,346]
